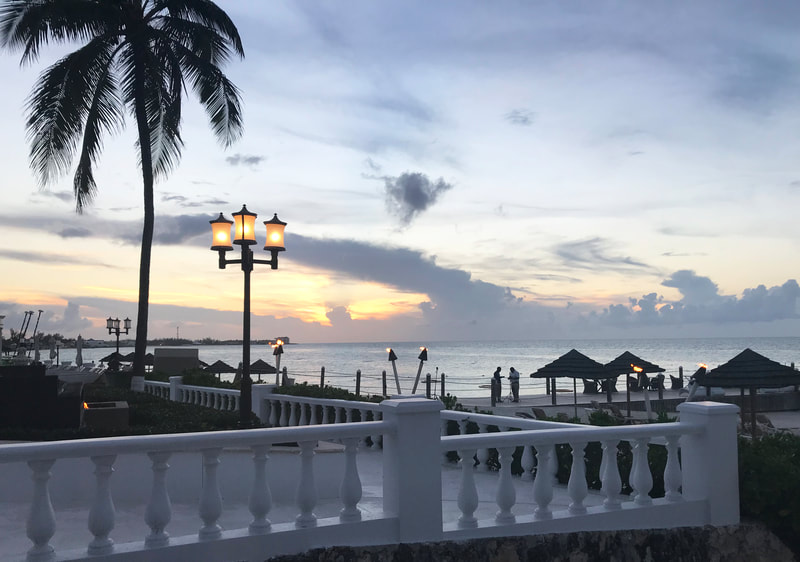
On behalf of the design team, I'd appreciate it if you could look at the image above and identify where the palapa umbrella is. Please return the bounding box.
[694,348,800,434]
[100,351,125,363]
[605,351,665,418]
[205,359,237,380]
[250,359,277,382]
[529,349,615,418]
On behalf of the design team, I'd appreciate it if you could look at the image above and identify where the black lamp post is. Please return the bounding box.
[211,205,286,428]
[106,317,131,353]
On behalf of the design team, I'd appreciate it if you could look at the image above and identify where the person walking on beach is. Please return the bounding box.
[509,367,520,402]
[492,367,504,403]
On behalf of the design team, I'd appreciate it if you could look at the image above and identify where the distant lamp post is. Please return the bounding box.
[0,315,5,356]
[211,205,287,428]
[106,317,131,353]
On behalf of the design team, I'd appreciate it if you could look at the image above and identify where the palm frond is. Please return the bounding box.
[25,37,119,187]
[174,43,243,146]
[73,45,125,211]
[159,13,234,66]
[153,0,244,57]
[0,0,120,65]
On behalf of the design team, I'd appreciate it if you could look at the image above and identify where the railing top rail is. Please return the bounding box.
[179,383,240,394]
[268,393,382,410]
[440,410,574,429]
[0,421,388,464]
[441,420,702,450]
[143,380,169,387]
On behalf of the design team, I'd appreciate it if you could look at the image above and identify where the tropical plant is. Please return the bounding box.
[0,0,245,387]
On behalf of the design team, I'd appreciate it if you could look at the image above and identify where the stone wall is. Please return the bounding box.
[271,523,794,562]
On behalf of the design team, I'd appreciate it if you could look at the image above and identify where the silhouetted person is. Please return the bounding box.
[509,367,520,402]
[492,367,503,403]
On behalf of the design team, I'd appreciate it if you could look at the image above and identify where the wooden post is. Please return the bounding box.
[551,377,557,406]
[440,372,445,397]
[282,366,288,386]
[426,373,431,399]
[382,370,388,397]
[678,366,683,386]
[750,386,757,435]
[546,377,551,395]
[320,366,325,388]
[355,369,361,397]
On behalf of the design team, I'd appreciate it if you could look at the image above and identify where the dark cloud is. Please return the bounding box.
[0,302,92,335]
[58,227,92,238]
[36,190,73,203]
[505,108,534,126]
[384,172,453,226]
[553,237,654,273]
[225,154,266,167]
[0,249,111,267]
[160,193,230,208]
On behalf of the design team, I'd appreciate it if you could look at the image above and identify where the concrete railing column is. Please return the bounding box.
[676,401,740,526]
[168,376,182,402]
[380,397,443,543]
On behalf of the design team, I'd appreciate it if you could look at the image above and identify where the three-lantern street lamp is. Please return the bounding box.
[106,317,131,353]
[211,205,286,428]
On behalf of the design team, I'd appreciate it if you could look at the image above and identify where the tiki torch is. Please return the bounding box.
[412,346,428,394]
[272,340,284,384]
[387,348,401,394]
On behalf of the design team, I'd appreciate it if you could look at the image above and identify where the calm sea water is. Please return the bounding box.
[59,337,799,399]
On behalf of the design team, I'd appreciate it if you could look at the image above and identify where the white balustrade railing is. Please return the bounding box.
[2,397,740,560]
[439,401,740,539]
[258,393,381,430]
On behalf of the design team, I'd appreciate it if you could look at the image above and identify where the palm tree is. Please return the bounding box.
[1,0,244,388]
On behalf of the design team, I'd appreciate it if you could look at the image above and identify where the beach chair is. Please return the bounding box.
[670,375,684,390]
[649,374,665,391]
[582,379,598,394]
[531,407,549,420]
[602,402,638,425]
[601,378,619,393]
[627,375,640,392]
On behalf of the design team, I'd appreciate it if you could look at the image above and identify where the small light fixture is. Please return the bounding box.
[232,205,257,245]
[106,317,114,330]
[263,214,287,252]
[124,318,132,331]
[210,213,233,251]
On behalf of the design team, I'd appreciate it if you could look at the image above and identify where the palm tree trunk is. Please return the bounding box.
[130,50,154,391]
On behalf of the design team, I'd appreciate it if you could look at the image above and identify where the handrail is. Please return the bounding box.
[0,421,387,463]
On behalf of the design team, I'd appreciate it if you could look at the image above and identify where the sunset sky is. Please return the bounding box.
[1,1,799,343]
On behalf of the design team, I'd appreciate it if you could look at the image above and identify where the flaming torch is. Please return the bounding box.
[387,348,401,394]
[272,340,284,384]
[412,347,428,394]
[632,364,653,420]
[685,363,707,402]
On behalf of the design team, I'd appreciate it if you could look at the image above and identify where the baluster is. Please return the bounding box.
[457,448,479,528]
[476,423,490,471]
[233,395,239,411]
[567,442,588,515]
[296,441,318,528]
[26,459,56,560]
[145,452,172,547]
[601,440,622,509]
[279,400,289,427]
[533,445,554,519]
[495,446,516,523]
[215,393,221,410]
[371,411,382,450]
[345,408,354,423]
[664,435,682,502]
[439,418,450,464]
[339,438,362,522]
[198,448,223,539]
[289,402,299,426]
[631,438,653,505]
[334,406,343,424]
[88,455,117,555]
[322,405,330,424]
[298,403,308,426]
[249,445,272,533]
[268,400,278,427]
[520,445,535,481]
[309,403,319,425]
[359,410,370,448]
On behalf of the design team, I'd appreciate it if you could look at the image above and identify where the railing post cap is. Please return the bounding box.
[677,401,740,415]
[381,396,442,412]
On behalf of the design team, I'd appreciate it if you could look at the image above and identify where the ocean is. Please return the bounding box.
[58,337,799,399]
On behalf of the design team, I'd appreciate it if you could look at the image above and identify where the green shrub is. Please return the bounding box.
[272,382,383,403]
[182,368,238,389]
[739,432,800,556]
